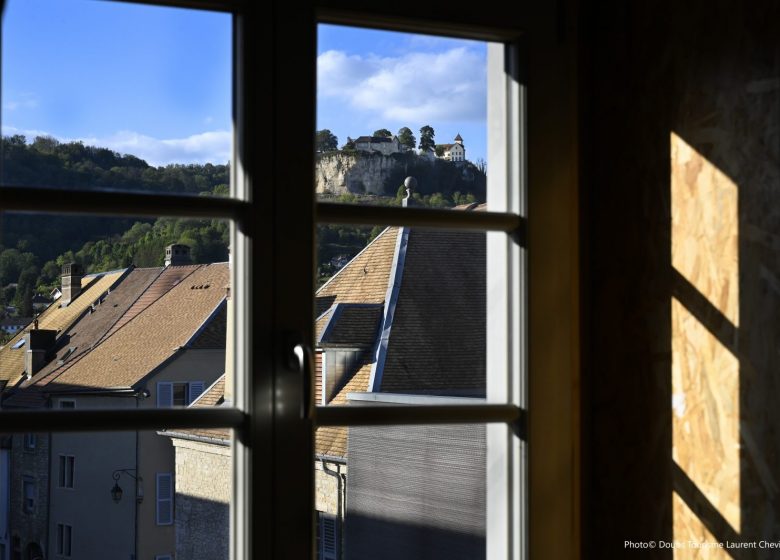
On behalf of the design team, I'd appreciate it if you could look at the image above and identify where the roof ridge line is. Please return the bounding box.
[183,298,227,348]
[367,226,410,392]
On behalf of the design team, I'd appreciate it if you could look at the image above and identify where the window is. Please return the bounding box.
[156,381,205,407]
[22,477,35,513]
[59,400,75,409]
[156,473,174,526]
[58,455,75,489]
[23,433,36,450]
[0,1,557,559]
[56,524,72,557]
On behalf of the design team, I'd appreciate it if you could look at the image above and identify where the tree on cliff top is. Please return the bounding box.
[419,125,435,152]
[373,129,392,138]
[397,127,416,150]
[315,129,338,152]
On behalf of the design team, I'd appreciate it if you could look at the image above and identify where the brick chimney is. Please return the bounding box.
[24,328,56,378]
[61,262,84,306]
[165,244,191,267]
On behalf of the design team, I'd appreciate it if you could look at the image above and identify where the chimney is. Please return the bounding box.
[60,262,84,306]
[165,244,191,267]
[24,329,56,378]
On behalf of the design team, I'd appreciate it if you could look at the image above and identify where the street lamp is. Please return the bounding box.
[111,468,143,504]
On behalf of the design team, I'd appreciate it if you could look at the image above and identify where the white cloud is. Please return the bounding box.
[317,47,486,124]
[2,125,231,167]
[3,93,39,111]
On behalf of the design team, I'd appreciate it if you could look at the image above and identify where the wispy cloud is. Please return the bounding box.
[317,47,486,123]
[3,92,39,111]
[2,125,231,166]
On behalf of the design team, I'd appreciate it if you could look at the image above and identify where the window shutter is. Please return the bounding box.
[188,381,205,405]
[157,382,173,408]
[319,512,339,560]
[156,473,173,525]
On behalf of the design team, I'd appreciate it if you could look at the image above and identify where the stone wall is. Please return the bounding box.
[172,438,231,560]
[315,461,346,516]
[9,433,49,555]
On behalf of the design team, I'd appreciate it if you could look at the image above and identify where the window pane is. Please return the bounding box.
[5,429,232,559]
[0,213,231,411]
[1,0,231,197]
[316,225,492,401]
[316,422,486,560]
[316,25,491,209]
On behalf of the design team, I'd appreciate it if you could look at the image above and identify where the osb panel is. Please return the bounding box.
[672,493,730,559]
[671,133,739,326]
[672,299,740,543]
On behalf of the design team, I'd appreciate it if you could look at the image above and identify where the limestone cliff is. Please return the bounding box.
[315,151,485,199]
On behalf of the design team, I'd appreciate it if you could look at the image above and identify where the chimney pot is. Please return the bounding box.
[165,244,192,267]
[61,262,84,306]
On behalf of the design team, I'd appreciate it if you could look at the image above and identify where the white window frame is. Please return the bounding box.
[0,2,581,560]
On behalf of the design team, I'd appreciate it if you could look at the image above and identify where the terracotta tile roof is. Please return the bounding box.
[3,267,162,408]
[315,227,399,339]
[102,265,200,339]
[39,263,228,391]
[314,360,373,458]
[167,375,230,442]
[188,303,227,349]
[0,270,127,386]
[318,304,383,347]
[380,229,486,396]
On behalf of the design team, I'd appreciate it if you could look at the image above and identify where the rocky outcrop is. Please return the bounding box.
[315,151,485,199]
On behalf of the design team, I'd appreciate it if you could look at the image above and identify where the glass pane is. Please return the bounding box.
[316,422,486,560]
[0,213,231,410]
[4,428,232,559]
[1,0,231,196]
[316,24,491,209]
[315,225,489,402]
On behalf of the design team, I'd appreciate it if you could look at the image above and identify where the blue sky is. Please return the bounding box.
[2,1,487,166]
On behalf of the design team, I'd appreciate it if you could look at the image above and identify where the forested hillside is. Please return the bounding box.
[0,135,482,317]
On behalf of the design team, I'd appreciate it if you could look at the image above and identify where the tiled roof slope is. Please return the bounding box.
[3,267,162,408]
[167,375,230,442]
[315,360,372,458]
[102,264,200,339]
[319,304,383,347]
[315,226,399,339]
[188,303,227,349]
[380,229,486,396]
[41,263,228,391]
[0,270,126,385]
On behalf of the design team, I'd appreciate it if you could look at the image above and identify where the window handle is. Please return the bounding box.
[292,342,314,420]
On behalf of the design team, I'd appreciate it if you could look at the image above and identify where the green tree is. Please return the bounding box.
[315,129,338,152]
[373,129,392,138]
[397,127,416,150]
[435,145,446,157]
[341,137,356,151]
[419,125,435,152]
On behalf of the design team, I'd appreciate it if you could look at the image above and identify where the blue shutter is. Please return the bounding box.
[319,512,339,560]
[157,382,173,408]
[188,381,205,405]
[156,473,173,525]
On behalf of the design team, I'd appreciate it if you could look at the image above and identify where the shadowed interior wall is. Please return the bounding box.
[583,1,780,556]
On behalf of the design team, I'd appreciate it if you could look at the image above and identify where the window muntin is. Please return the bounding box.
[1,4,527,560]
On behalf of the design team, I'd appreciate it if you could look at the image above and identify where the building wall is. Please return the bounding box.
[345,423,485,560]
[170,438,230,560]
[584,0,780,555]
[48,395,136,560]
[136,349,225,560]
[9,433,49,557]
[315,461,345,516]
